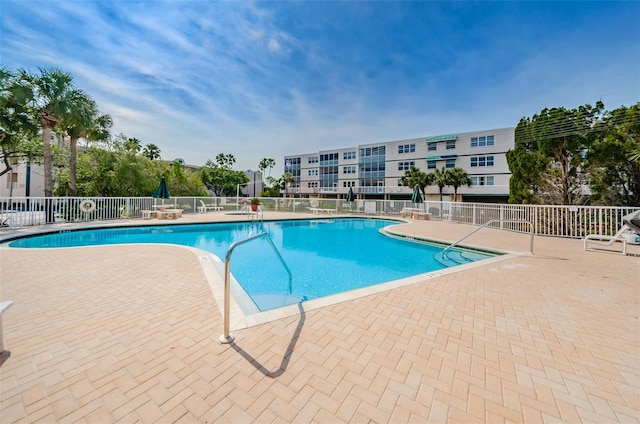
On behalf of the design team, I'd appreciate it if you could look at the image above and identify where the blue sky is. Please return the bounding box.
[2,1,639,173]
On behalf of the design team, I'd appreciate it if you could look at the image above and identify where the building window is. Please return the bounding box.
[471,135,495,147]
[471,176,494,186]
[307,182,318,188]
[308,169,318,176]
[446,140,456,149]
[398,144,415,154]
[343,151,356,160]
[343,181,356,187]
[445,159,456,168]
[320,153,339,163]
[398,161,415,171]
[6,172,18,188]
[470,156,494,167]
[359,146,386,157]
[427,160,436,169]
[427,142,437,151]
[308,156,318,163]
[343,165,356,174]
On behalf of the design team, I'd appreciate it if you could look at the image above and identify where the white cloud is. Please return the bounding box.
[1,0,638,173]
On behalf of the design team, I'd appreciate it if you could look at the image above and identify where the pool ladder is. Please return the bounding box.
[441,219,534,261]
[220,232,292,344]
[242,204,263,222]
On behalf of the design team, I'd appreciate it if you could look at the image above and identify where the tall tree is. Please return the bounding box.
[59,92,112,196]
[20,68,78,221]
[142,143,161,160]
[199,159,248,196]
[215,153,236,169]
[0,66,38,177]
[507,101,605,204]
[258,157,276,176]
[124,137,142,154]
[585,103,640,206]
[431,167,450,201]
[446,167,472,201]
[282,171,295,198]
[400,166,432,196]
[165,161,207,196]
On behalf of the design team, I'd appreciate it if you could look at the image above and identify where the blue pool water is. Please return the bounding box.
[8,218,494,311]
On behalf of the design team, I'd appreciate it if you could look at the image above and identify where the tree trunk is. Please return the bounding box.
[42,125,53,198]
[70,136,78,196]
[41,126,55,224]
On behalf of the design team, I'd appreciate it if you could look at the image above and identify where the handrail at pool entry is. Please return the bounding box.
[441,219,534,258]
[220,231,292,344]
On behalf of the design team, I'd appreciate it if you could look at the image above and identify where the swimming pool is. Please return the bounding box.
[8,218,496,311]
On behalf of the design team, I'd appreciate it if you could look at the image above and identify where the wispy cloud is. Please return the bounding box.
[2,0,638,171]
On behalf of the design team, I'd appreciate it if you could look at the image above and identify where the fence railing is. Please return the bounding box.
[1,196,637,239]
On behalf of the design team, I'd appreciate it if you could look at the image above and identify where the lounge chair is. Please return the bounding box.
[584,224,632,255]
[1,301,13,353]
[199,200,222,213]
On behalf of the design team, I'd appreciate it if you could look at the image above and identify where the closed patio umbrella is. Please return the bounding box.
[411,185,423,205]
[346,186,355,202]
[153,175,170,204]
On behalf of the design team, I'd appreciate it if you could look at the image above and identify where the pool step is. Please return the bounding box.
[433,250,481,267]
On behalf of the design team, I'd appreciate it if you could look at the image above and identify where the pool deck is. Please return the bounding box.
[1,212,639,423]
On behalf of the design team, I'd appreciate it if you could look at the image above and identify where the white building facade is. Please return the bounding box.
[284,127,514,202]
[0,159,45,199]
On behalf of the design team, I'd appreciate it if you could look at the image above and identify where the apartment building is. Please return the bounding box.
[284,127,514,202]
[0,158,45,198]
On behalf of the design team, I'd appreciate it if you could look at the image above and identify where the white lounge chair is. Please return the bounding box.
[199,200,222,213]
[1,301,14,353]
[584,224,631,255]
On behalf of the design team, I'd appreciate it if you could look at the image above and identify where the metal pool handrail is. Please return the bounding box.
[220,231,292,344]
[441,219,535,257]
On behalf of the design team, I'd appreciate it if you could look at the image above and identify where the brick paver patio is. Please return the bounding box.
[1,213,639,423]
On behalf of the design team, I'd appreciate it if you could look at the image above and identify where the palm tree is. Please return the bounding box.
[59,92,112,196]
[259,158,276,176]
[400,166,433,197]
[431,167,450,201]
[282,171,295,198]
[124,137,142,154]
[447,167,472,201]
[20,68,77,207]
[0,66,37,178]
[216,153,236,169]
[629,146,640,163]
[143,143,161,160]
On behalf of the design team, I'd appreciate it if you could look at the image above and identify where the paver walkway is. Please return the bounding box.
[1,214,639,423]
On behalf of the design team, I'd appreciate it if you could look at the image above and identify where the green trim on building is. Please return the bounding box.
[425,134,457,142]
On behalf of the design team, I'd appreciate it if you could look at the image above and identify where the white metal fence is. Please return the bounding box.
[1,196,637,239]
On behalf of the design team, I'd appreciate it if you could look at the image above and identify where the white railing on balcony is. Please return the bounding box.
[0,196,637,240]
[358,187,385,194]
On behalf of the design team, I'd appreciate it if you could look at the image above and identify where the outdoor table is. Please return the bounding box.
[152,204,174,212]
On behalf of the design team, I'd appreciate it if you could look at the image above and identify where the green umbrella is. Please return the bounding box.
[346,186,355,202]
[411,185,423,205]
[153,175,170,202]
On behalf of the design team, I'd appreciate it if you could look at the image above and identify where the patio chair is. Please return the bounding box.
[199,200,222,213]
[584,224,632,255]
[1,301,13,353]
